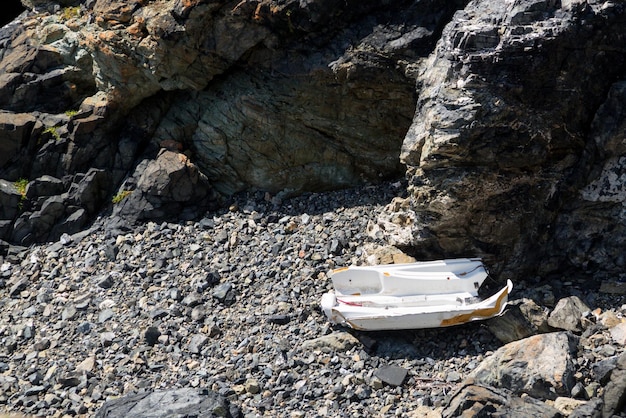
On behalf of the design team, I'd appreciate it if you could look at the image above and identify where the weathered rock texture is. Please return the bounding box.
[94,387,237,418]
[1,0,453,245]
[396,0,626,279]
[442,382,562,418]
[0,0,625,282]
[470,331,579,400]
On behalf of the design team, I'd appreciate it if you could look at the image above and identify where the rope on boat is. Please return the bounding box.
[458,263,484,276]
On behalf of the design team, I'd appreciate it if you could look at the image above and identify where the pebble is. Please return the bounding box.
[0,181,623,417]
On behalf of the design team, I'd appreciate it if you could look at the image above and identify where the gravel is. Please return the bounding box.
[0,180,623,417]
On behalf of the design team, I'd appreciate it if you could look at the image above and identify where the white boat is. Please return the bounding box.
[321,258,513,331]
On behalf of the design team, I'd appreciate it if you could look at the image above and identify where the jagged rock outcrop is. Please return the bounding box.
[394,0,626,279]
[0,0,625,283]
[1,0,460,246]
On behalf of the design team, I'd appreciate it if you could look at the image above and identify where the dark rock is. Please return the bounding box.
[212,283,235,305]
[58,375,81,388]
[94,387,234,418]
[23,195,66,241]
[149,309,168,320]
[373,334,420,359]
[24,175,65,199]
[144,326,160,346]
[0,179,22,221]
[28,371,43,385]
[23,385,46,396]
[591,356,618,385]
[113,150,218,223]
[569,398,603,418]
[398,0,626,280]
[599,280,626,295]
[267,314,291,325]
[488,298,552,343]
[51,207,88,238]
[374,365,408,387]
[70,168,111,216]
[571,382,587,400]
[0,112,36,167]
[9,277,28,297]
[97,273,114,289]
[602,352,626,418]
[0,223,12,242]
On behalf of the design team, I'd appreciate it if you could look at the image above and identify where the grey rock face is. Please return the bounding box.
[94,387,235,418]
[469,331,579,399]
[397,0,626,279]
[0,0,453,244]
[154,69,413,196]
[547,296,591,333]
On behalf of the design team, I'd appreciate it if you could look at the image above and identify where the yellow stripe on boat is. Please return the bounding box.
[439,285,509,327]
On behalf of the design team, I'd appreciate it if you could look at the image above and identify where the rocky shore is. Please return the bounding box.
[0,181,624,417]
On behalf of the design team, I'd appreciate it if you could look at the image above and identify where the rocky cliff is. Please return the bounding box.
[1,0,625,282]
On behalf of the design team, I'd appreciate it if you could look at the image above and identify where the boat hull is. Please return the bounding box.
[329,258,488,297]
[322,280,512,331]
[321,259,512,331]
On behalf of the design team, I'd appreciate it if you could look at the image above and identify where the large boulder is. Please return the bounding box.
[487,298,552,343]
[397,0,626,279]
[469,331,579,400]
[112,149,218,223]
[547,296,591,333]
[94,387,237,418]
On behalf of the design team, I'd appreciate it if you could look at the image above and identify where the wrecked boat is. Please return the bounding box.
[321,258,513,331]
